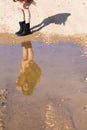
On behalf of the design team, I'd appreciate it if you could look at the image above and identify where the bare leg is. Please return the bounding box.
[17,9,25,22]
[16,1,25,21]
[24,8,31,23]
[16,2,31,36]
[15,9,25,35]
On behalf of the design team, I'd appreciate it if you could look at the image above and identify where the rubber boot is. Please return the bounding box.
[19,23,32,36]
[16,21,25,36]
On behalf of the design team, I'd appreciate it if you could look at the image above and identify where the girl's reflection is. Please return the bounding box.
[16,41,41,96]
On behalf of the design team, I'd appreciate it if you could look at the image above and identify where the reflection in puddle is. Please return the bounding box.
[16,41,41,95]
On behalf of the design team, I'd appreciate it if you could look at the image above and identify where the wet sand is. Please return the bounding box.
[0,41,87,130]
[1,32,87,59]
[0,32,87,50]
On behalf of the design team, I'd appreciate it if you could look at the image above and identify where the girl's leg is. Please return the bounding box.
[16,1,25,21]
[23,8,31,23]
[18,9,25,22]
[15,9,25,35]
[18,8,31,36]
[16,2,32,36]
[15,1,25,35]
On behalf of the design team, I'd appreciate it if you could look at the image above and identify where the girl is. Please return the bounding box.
[13,0,35,36]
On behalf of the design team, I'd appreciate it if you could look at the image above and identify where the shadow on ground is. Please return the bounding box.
[31,13,71,32]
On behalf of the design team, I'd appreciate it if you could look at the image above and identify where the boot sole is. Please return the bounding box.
[16,32,32,36]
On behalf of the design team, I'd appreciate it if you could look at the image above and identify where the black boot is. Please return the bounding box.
[19,23,32,36]
[16,21,25,36]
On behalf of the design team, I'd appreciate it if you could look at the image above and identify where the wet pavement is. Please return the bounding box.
[0,41,87,130]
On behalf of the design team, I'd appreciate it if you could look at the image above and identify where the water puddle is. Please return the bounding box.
[0,41,87,130]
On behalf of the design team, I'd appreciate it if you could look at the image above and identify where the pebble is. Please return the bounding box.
[0,89,8,130]
[65,125,71,130]
[35,33,41,37]
[61,98,65,102]
[0,89,8,100]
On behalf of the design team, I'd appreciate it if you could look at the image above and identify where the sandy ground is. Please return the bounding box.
[0,0,87,44]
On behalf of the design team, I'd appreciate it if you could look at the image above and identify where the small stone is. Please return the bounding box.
[61,99,64,102]
[59,103,61,107]
[0,123,3,127]
[35,33,41,37]
[65,125,71,130]
[78,89,81,92]
[1,102,5,106]
[0,119,2,121]
[83,106,87,110]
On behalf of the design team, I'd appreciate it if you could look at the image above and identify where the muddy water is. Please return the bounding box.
[0,41,87,130]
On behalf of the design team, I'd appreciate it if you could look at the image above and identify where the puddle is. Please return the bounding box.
[0,41,87,130]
